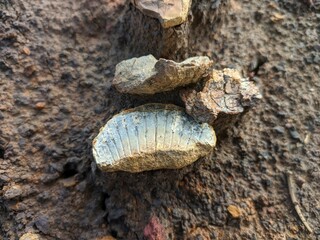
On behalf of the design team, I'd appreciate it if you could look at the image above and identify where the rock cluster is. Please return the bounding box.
[113,55,213,95]
[92,104,216,172]
[181,68,262,127]
[131,0,191,28]
[94,56,261,172]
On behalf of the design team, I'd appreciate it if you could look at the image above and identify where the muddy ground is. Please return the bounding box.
[0,0,320,239]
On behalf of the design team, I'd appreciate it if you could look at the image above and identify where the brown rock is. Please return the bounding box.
[181,68,261,131]
[131,0,191,28]
[227,205,241,218]
[113,55,213,95]
[35,102,46,110]
[22,47,31,55]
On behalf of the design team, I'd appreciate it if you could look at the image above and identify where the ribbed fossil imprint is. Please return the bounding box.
[92,104,216,172]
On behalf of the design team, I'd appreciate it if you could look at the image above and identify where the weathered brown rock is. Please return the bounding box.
[113,55,213,95]
[131,0,191,28]
[181,68,262,131]
[227,205,242,218]
[92,104,216,172]
[119,0,229,60]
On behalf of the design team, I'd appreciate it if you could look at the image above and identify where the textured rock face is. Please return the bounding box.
[92,104,216,172]
[113,55,213,95]
[131,0,191,28]
[19,233,40,240]
[181,68,262,126]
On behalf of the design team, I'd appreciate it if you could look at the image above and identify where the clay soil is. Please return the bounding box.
[1,0,320,239]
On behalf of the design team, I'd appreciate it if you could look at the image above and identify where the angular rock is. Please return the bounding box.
[227,205,242,218]
[181,68,262,131]
[4,184,23,200]
[113,55,213,95]
[92,104,216,172]
[131,0,191,28]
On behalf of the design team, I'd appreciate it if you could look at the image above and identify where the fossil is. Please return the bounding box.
[92,104,216,172]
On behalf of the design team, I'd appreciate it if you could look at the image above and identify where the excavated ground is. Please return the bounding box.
[0,0,319,239]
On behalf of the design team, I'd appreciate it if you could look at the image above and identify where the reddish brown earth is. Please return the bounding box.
[0,0,319,239]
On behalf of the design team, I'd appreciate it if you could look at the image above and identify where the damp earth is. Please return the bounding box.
[0,0,320,239]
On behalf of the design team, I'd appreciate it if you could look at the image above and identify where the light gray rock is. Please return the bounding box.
[113,55,213,95]
[92,104,216,172]
[131,0,191,28]
[19,233,40,240]
[181,68,262,129]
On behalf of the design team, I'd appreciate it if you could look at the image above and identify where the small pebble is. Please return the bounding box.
[271,12,285,22]
[22,47,31,55]
[227,205,241,218]
[303,133,311,144]
[289,129,300,140]
[267,207,275,214]
[35,102,46,110]
[34,216,49,234]
[18,124,36,138]
[273,126,285,134]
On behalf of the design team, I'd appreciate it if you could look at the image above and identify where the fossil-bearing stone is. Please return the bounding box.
[113,55,213,95]
[181,68,262,126]
[131,0,191,28]
[92,104,216,172]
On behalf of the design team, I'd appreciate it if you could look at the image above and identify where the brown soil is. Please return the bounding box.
[1,0,320,239]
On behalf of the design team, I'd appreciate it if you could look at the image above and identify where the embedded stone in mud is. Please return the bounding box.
[92,104,216,172]
[131,0,191,28]
[113,55,213,95]
[181,68,262,128]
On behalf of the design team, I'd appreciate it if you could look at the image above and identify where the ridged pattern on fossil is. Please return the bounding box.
[92,104,216,172]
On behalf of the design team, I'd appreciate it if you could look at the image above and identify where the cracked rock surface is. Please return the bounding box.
[113,55,213,95]
[181,68,262,127]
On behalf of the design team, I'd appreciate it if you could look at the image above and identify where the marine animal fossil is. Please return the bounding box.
[92,104,216,172]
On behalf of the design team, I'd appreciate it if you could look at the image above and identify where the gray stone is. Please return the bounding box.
[289,129,300,140]
[113,55,213,95]
[273,126,285,134]
[92,104,216,172]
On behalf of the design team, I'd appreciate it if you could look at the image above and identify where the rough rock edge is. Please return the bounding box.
[113,55,213,95]
[131,0,191,28]
[181,68,262,131]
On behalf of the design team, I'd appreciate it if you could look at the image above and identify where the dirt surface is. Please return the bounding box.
[1,0,320,239]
